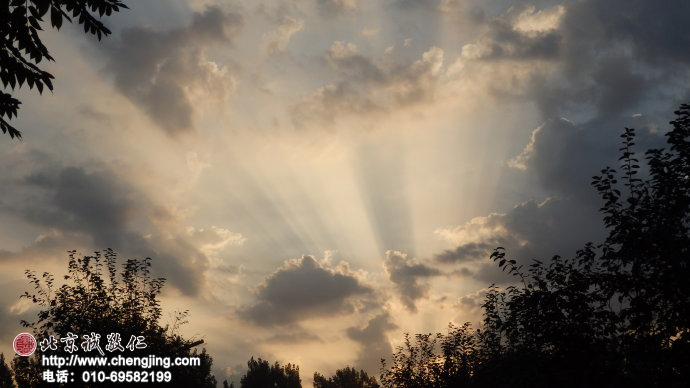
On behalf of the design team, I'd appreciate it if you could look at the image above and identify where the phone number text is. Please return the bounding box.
[82,370,172,383]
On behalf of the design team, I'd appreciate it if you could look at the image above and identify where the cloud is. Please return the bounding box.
[316,0,358,16]
[561,0,690,68]
[513,5,566,33]
[0,150,231,296]
[105,6,243,135]
[383,250,441,312]
[360,27,379,37]
[265,331,322,344]
[240,255,373,326]
[325,41,386,83]
[434,242,493,264]
[508,118,588,195]
[262,17,304,56]
[21,166,140,248]
[0,279,39,355]
[186,226,246,257]
[454,1,690,119]
[453,288,489,325]
[16,166,207,294]
[346,312,397,373]
[460,14,561,62]
[290,42,444,126]
[509,115,667,202]
[434,197,606,284]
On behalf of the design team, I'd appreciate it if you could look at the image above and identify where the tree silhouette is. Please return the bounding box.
[0,354,14,388]
[381,103,690,388]
[222,379,235,388]
[12,249,216,387]
[379,323,479,388]
[239,357,301,388]
[1,0,127,139]
[313,366,380,388]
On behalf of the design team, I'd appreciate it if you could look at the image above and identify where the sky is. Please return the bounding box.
[1,0,690,385]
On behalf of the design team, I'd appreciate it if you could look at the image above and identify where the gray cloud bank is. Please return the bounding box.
[105,6,243,135]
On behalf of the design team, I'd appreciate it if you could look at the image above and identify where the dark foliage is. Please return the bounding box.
[0,354,14,388]
[314,366,380,388]
[380,323,477,388]
[0,0,127,139]
[222,379,235,388]
[380,103,690,387]
[12,249,216,388]
[240,357,301,388]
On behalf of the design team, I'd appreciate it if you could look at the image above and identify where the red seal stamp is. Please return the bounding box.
[13,333,37,356]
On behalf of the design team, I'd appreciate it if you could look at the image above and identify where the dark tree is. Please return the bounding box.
[10,356,39,388]
[1,0,127,139]
[381,103,690,388]
[0,353,15,388]
[13,249,217,387]
[313,366,379,388]
[240,357,301,388]
[380,323,478,388]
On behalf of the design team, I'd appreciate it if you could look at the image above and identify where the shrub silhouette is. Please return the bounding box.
[239,357,301,388]
[314,366,380,388]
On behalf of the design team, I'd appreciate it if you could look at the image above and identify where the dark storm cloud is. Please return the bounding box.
[430,0,690,285]
[105,6,243,135]
[346,312,397,373]
[383,250,441,312]
[511,116,666,201]
[22,167,137,248]
[0,150,210,296]
[591,57,648,116]
[435,115,670,286]
[464,1,690,118]
[240,255,373,326]
[434,197,608,285]
[560,0,690,69]
[500,0,690,237]
[509,118,599,198]
[407,0,690,131]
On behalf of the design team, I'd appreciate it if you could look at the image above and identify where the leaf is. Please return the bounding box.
[51,6,64,29]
